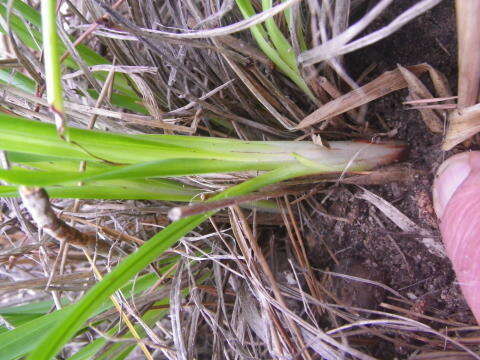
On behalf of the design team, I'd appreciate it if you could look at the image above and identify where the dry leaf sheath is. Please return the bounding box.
[296,64,429,129]
[19,186,112,256]
[443,0,480,149]
[397,64,443,133]
[443,103,480,150]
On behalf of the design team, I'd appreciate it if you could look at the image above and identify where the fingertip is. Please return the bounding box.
[433,152,480,219]
[433,151,480,324]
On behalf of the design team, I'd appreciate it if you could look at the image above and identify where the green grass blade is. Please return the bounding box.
[235,0,315,100]
[67,336,110,360]
[0,116,405,179]
[0,167,107,186]
[0,306,71,359]
[0,3,39,50]
[87,89,148,114]
[0,115,298,164]
[2,154,204,201]
[0,180,201,201]
[0,1,139,98]
[0,0,41,27]
[0,68,37,92]
[281,0,307,52]
[0,157,279,186]
[0,114,266,163]
[27,162,311,359]
[27,216,205,360]
[0,269,174,360]
[262,0,297,69]
[68,296,175,360]
[41,0,64,120]
[0,300,64,328]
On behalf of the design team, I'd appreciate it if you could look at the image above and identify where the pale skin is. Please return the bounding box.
[433,151,480,324]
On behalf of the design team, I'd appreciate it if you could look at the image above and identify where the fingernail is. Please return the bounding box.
[433,152,475,219]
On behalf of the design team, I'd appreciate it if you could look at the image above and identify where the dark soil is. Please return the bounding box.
[305,0,476,356]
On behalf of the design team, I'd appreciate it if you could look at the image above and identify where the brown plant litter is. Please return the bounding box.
[3,1,480,359]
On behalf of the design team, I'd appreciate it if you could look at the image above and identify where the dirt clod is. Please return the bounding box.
[333,256,385,310]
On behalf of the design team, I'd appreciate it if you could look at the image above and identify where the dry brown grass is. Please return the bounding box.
[2,0,480,359]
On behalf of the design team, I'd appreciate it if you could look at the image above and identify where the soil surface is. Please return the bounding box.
[304,1,476,356]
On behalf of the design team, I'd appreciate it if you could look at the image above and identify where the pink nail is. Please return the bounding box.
[433,152,476,219]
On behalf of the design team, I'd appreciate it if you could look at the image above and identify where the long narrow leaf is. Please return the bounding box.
[0,269,173,359]
[0,115,405,171]
[0,158,278,186]
[0,0,138,97]
[41,0,64,121]
[27,163,312,359]
[262,0,297,69]
[235,0,315,100]
[0,181,201,201]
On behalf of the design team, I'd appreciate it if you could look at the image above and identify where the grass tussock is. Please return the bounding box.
[0,1,478,359]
